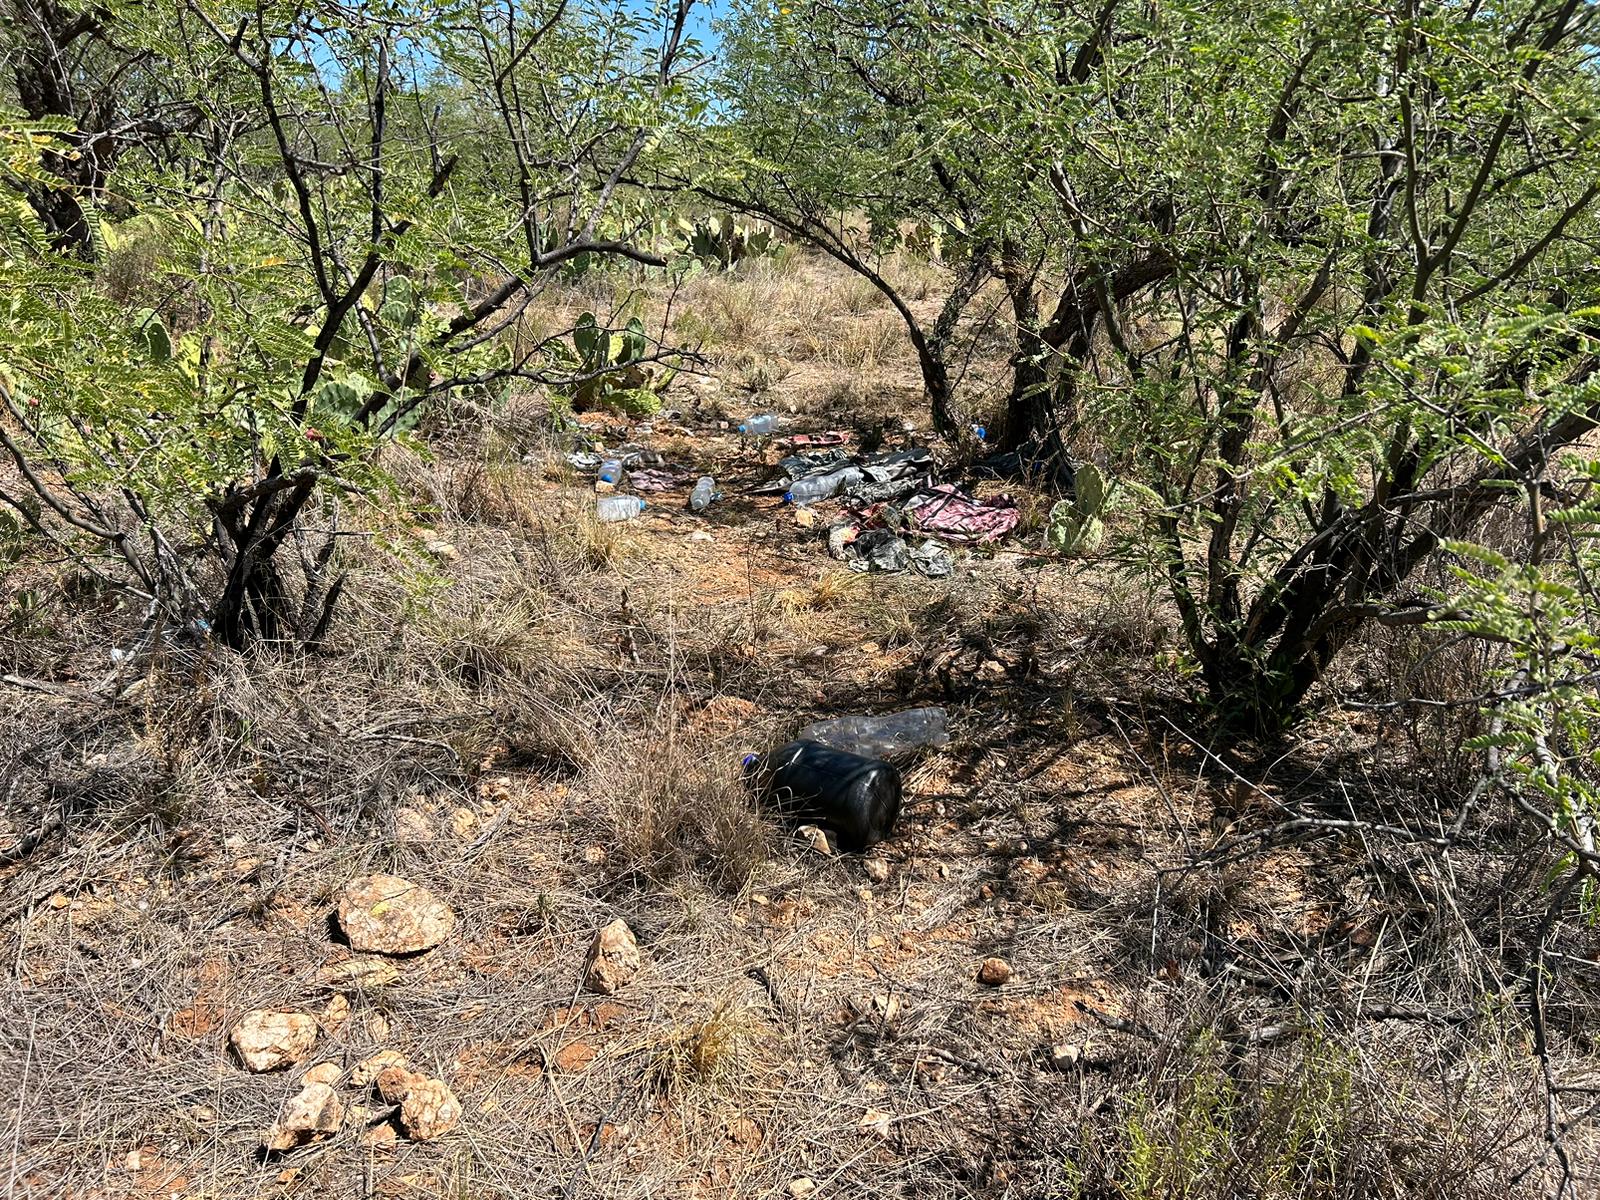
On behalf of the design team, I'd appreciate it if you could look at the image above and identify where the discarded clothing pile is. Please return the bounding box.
[627,466,695,493]
[759,446,937,504]
[894,484,1020,543]
[973,437,1076,492]
[824,484,1020,575]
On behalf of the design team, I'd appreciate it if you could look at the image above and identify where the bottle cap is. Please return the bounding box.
[782,491,794,504]
[737,423,748,434]
[741,753,757,768]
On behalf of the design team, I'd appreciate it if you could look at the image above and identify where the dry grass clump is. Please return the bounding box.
[642,994,769,1097]
[586,726,769,892]
[826,311,904,374]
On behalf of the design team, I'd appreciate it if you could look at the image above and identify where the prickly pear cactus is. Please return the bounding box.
[133,308,171,363]
[1045,462,1108,555]
[682,214,782,270]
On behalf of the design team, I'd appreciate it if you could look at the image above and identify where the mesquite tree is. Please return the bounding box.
[0,0,702,652]
[1000,0,1600,734]
[719,0,1600,739]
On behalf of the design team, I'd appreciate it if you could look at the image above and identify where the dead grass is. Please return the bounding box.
[0,250,1595,1200]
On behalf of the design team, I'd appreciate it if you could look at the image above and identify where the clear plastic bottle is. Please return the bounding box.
[595,495,647,522]
[597,457,625,485]
[798,707,950,760]
[739,414,781,436]
[783,466,864,504]
[688,476,717,512]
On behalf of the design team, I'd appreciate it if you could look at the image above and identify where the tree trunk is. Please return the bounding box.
[998,256,1051,451]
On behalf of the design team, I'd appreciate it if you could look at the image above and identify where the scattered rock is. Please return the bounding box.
[230,1009,318,1072]
[320,994,350,1027]
[393,807,434,844]
[977,957,1013,987]
[263,1082,343,1152]
[582,844,607,865]
[301,1061,341,1086]
[583,918,641,995]
[1049,1043,1082,1071]
[449,807,478,839]
[688,530,715,543]
[360,1121,398,1148]
[859,1108,894,1139]
[871,993,901,1022]
[863,858,890,883]
[396,1076,462,1142]
[369,1067,461,1141]
[375,1065,422,1104]
[352,1050,409,1087]
[366,1012,391,1041]
[424,539,460,562]
[793,506,816,529]
[788,1180,817,1198]
[337,874,455,955]
[797,824,833,856]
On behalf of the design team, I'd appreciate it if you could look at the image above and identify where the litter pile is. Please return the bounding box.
[761,438,1022,574]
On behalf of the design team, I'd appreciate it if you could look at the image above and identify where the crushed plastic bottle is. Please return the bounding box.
[798,707,950,761]
[595,495,647,522]
[597,458,625,485]
[739,414,781,436]
[743,740,901,850]
[688,476,717,512]
[783,466,864,504]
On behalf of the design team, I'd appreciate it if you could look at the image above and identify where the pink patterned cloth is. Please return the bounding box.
[902,485,1019,543]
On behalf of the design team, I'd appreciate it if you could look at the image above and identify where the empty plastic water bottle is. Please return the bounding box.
[688,476,717,512]
[739,414,781,436]
[743,740,902,850]
[783,466,864,504]
[597,458,625,485]
[799,707,949,761]
[595,495,647,522]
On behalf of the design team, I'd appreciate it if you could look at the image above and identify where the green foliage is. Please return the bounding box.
[1117,1032,1360,1200]
[718,0,1600,735]
[560,311,673,414]
[0,0,702,645]
[1439,464,1600,881]
[1046,462,1108,555]
[680,213,781,270]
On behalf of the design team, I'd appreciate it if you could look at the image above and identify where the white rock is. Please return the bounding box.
[584,918,641,995]
[263,1081,343,1152]
[230,1009,317,1072]
[337,874,455,955]
[797,825,832,856]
